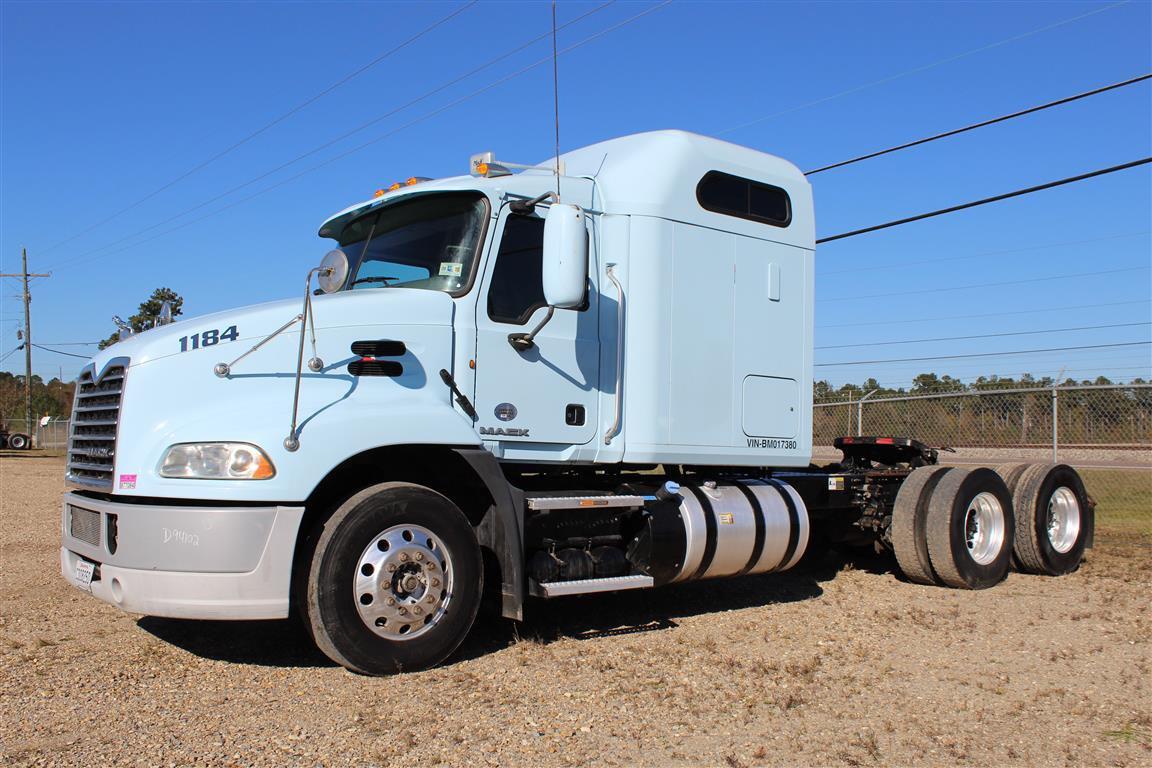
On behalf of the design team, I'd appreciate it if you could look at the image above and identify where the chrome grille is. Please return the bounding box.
[67,361,127,489]
[69,505,101,546]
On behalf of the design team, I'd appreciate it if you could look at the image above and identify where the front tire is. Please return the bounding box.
[305,482,482,675]
[7,433,28,449]
[926,468,1014,589]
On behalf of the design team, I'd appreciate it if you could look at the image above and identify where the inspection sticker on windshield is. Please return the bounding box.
[438,262,463,277]
[75,560,95,592]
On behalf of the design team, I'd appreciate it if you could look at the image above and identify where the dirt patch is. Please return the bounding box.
[2,458,1149,767]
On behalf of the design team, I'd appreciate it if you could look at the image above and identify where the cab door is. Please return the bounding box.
[473,206,599,446]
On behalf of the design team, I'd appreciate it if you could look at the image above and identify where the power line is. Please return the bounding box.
[817,299,1152,329]
[817,158,1152,244]
[820,231,1150,275]
[821,351,1152,371]
[43,1,616,272]
[43,2,672,273]
[0,345,24,365]
[805,73,1151,174]
[816,322,1149,351]
[819,265,1149,302]
[31,344,91,359]
[816,341,1151,367]
[35,341,100,346]
[719,0,1131,136]
[36,1,479,259]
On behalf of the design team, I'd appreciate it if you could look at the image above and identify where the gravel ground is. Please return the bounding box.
[2,455,1149,767]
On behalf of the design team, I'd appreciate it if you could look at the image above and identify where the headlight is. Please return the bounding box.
[159,443,275,480]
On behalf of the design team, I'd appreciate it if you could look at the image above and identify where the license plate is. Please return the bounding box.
[75,560,96,591]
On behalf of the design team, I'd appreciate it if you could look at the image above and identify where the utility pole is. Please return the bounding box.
[1,248,51,440]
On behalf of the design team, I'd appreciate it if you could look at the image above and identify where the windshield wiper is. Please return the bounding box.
[350,275,398,287]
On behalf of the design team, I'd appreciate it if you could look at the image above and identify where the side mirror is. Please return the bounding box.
[542,204,587,309]
[318,249,349,294]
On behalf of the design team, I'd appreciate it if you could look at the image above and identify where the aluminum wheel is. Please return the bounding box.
[1046,487,1081,554]
[964,491,1006,566]
[354,524,453,641]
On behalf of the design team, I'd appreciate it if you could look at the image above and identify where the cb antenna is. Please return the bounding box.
[551,0,561,200]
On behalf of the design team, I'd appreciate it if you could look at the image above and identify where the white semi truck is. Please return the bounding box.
[60,131,1093,674]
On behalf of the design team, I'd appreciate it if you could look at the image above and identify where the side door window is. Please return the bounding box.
[487,214,546,324]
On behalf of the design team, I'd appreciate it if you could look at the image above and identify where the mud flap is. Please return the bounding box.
[454,448,525,621]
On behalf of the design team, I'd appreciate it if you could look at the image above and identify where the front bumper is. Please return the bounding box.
[60,492,305,620]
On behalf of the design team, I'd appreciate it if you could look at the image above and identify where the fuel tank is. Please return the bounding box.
[670,479,809,582]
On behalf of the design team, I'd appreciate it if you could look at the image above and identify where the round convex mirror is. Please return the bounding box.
[318,249,349,294]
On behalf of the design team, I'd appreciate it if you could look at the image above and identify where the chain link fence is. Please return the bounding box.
[815,383,1151,539]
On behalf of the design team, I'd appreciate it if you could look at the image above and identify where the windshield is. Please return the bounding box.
[338,193,488,295]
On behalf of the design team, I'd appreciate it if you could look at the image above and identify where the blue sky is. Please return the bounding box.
[1,0,1149,388]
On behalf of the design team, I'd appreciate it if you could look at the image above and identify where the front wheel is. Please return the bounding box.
[304,482,482,675]
[6,433,29,449]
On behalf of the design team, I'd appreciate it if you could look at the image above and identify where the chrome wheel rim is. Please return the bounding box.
[964,491,1005,565]
[1046,487,1081,554]
[354,524,453,641]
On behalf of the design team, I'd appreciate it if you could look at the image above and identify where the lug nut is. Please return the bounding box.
[386,597,396,606]
[414,552,424,562]
[412,606,423,616]
[386,563,397,572]
[399,552,409,562]
[425,595,435,604]
[430,578,440,587]
[398,607,408,615]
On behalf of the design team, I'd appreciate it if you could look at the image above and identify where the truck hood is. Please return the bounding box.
[74,287,474,502]
[87,288,456,374]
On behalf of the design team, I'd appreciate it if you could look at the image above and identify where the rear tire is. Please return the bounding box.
[993,463,1030,494]
[993,463,1030,569]
[1011,463,1092,576]
[891,466,954,585]
[305,482,482,675]
[926,468,1014,589]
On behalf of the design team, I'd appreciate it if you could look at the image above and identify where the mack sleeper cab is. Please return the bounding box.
[61,131,1094,674]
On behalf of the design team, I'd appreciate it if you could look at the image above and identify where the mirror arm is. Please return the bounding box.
[509,191,558,215]
[507,306,555,352]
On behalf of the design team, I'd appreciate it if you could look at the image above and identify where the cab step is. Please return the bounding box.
[529,574,654,598]
[525,495,646,511]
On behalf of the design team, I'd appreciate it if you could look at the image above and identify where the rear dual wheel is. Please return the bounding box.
[925,468,1014,589]
[1007,464,1092,576]
[892,467,1014,589]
